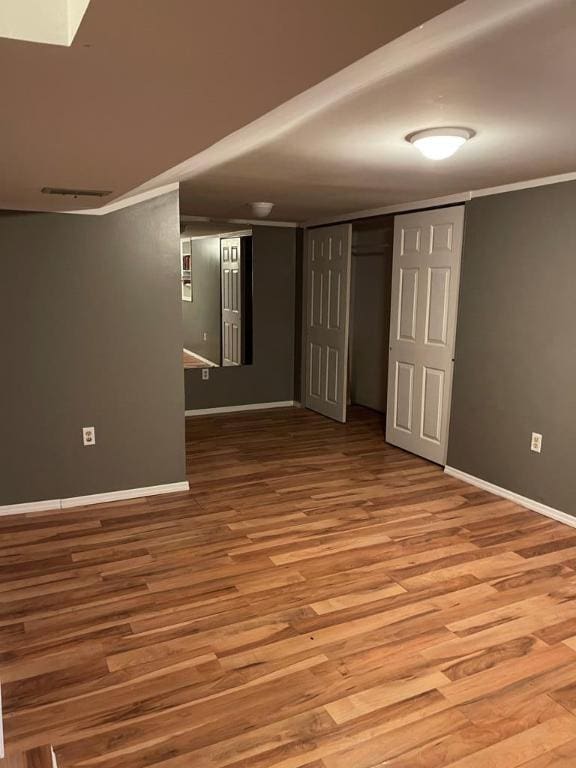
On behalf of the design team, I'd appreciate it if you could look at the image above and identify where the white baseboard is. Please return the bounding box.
[0,481,190,517]
[61,481,190,509]
[185,400,295,416]
[183,348,217,367]
[444,466,575,529]
[0,499,61,517]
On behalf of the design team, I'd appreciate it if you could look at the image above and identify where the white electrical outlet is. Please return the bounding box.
[83,426,96,446]
[531,432,542,453]
[202,368,210,380]
[203,332,208,341]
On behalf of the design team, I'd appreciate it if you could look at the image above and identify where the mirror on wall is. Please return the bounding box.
[180,220,253,369]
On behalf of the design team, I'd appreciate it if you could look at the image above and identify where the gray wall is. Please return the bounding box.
[0,192,186,505]
[350,218,393,414]
[182,236,221,364]
[448,182,576,514]
[185,226,297,409]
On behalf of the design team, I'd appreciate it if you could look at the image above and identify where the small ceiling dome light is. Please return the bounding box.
[407,127,475,160]
[250,201,274,218]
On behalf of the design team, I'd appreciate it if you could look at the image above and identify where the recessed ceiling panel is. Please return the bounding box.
[0,0,90,46]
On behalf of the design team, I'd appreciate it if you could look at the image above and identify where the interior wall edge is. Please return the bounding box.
[445,466,576,527]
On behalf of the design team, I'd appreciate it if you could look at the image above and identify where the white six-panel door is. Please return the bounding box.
[304,224,352,423]
[386,206,464,464]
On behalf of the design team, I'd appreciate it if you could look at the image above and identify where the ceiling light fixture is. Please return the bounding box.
[249,202,274,218]
[407,127,475,160]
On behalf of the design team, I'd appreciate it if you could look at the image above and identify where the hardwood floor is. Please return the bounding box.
[2,406,576,767]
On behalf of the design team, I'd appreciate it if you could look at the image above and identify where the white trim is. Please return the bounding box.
[185,401,295,416]
[180,216,298,229]
[305,172,576,229]
[62,183,180,216]
[305,193,470,228]
[183,348,218,367]
[0,482,190,517]
[0,498,61,517]
[444,466,576,529]
[60,482,190,509]
[185,231,252,241]
[470,170,576,200]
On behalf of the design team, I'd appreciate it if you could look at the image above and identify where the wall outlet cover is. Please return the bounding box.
[83,426,96,446]
[202,368,210,380]
[531,432,543,453]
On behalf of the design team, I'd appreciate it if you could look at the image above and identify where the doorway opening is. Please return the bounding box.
[348,216,394,422]
[302,205,465,466]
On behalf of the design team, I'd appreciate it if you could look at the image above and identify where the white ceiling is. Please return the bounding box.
[178,0,576,222]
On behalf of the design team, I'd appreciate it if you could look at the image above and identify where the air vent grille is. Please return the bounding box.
[41,187,112,198]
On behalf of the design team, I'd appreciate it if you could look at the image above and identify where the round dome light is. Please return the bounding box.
[407,127,475,160]
[249,202,274,218]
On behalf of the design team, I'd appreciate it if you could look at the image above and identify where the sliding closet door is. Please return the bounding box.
[303,224,352,423]
[386,206,464,464]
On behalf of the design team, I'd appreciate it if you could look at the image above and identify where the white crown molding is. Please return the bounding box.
[469,170,576,200]
[304,169,576,228]
[62,182,179,217]
[0,481,189,517]
[444,466,576,530]
[180,215,299,229]
[305,192,471,228]
[108,0,551,204]
[185,401,295,416]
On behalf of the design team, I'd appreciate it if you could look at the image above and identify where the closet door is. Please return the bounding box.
[303,224,352,422]
[386,206,464,464]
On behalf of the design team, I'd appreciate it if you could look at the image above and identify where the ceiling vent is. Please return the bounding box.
[41,187,112,199]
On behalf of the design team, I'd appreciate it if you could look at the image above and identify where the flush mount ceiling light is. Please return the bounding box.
[407,127,475,160]
[249,202,274,218]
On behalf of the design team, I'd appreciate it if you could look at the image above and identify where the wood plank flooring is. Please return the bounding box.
[2,406,576,767]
